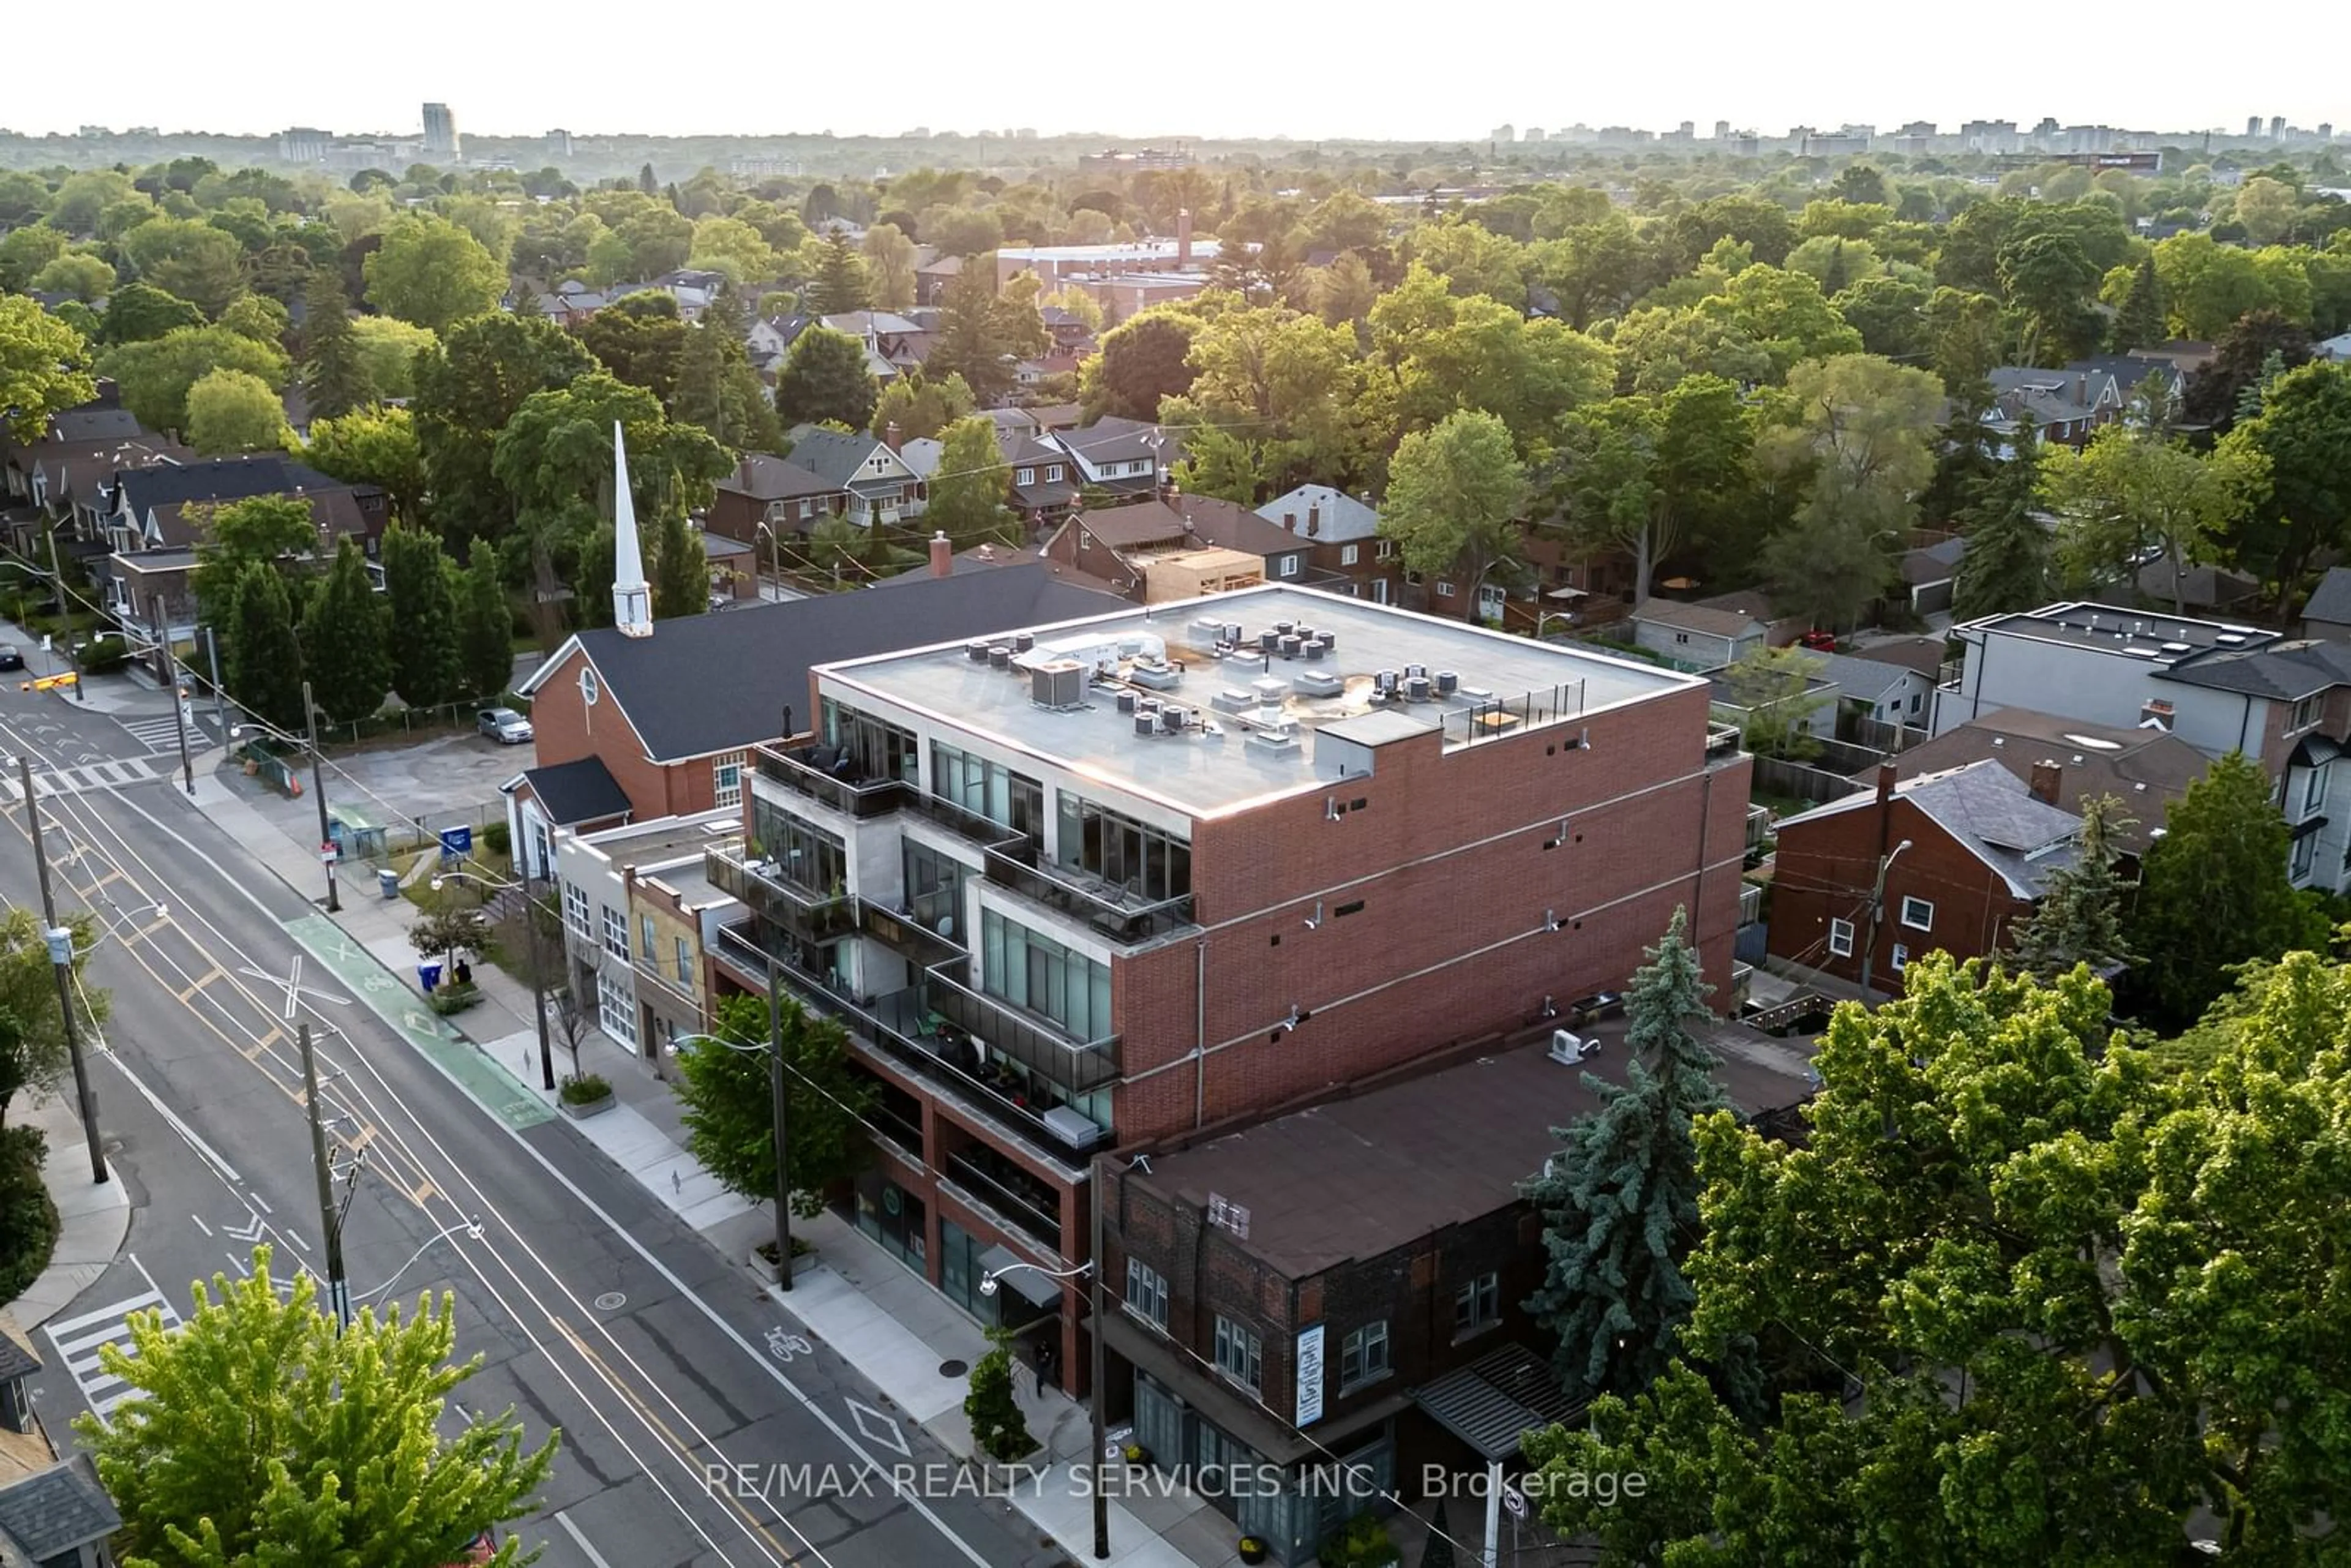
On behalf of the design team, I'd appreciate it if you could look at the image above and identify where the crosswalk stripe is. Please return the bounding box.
[45,1291,168,1338]
[0,757,165,803]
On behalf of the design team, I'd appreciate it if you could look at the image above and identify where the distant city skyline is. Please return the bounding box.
[7,0,2343,146]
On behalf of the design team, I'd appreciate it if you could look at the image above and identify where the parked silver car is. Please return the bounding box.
[476,706,534,745]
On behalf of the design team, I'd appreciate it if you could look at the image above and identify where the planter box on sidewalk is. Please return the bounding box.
[558,1092,615,1120]
[749,1241,818,1284]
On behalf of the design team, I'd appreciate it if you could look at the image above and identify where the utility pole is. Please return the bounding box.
[45,528,83,705]
[302,679,339,912]
[299,1022,351,1330]
[150,602,194,795]
[20,754,106,1184]
[202,626,228,732]
[767,961,792,1292]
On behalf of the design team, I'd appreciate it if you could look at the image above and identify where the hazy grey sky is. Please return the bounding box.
[10,1,2337,143]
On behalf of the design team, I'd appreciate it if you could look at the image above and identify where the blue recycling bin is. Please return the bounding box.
[378,867,400,900]
[418,962,443,993]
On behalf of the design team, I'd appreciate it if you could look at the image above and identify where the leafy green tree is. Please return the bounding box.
[1168,423,1265,503]
[188,494,318,631]
[84,1246,555,1568]
[347,315,435,400]
[98,280,205,346]
[573,292,686,403]
[1523,908,1725,1403]
[964,1332,1037,1463]
[860,222,918,310]
[870,367,975,443]
[925,416,1016,549]
[381,524,465,708]
[1832,274,1932,362]
[225,558,305,732]
[0,295,98,443]
[1758,353,1944,628]
[773,324,878,431]
[571,523,616,628]
[2046,426,2265,610]
[1165,304,1376,490]
[1948,427,2051,621]
[2129,751,2330,1029]
[0,225,67,293]
[2219,359,2351,598]
[217,294,290,347]
[1079,308,1199,421]
[651,502,706,621]
[1401,214,1527,307]
[1828,163,1889,206]
[0,907,107,1130]
[1548,375,1752,607]
[2112,253,2167,351]
[923,266,1045,405]
[304,406,425,528]
[98,324,290,433]
[299,536,390,726]
[1719,643,1828,759]
[1997,229,2104,365]
[808,231,871,314]
[2006,792,2137,983]
[28,250,118,302]
[1368,265,1615,455]
[184,367,291,455]
[410,313,598,546]
[1377,408,1527,614]
[1523,952,2351,1563]
[2183,308,2312,435]
[363,213,506,334]
[456,538,516,701]
[672,318,784,454]
[118,216,248,317]
[676,991,874,1217]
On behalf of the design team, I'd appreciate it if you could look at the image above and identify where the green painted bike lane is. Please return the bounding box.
[282,913,554,1130]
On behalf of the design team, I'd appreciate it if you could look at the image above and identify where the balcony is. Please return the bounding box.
[924,966,1120,1095]
[706,844,857,945]
[1705,721,1744,764]
[943,1149,1063,1251]
[980,841,1196,945]
[753,743,909,819]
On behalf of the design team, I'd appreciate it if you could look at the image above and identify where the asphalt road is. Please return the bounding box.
[1,686,1063,1568]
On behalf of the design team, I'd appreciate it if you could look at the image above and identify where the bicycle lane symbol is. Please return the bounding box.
[765,1327,813,1364]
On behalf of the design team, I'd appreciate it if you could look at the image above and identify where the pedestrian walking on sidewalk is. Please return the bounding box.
[1034,1335,1057,1390]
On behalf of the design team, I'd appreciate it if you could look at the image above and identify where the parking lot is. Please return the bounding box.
[224,727,526,857]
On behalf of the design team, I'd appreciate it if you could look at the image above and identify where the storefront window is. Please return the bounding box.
[853,1170,927,1274]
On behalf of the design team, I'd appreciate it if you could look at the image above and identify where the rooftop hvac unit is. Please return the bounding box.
[1212,688,1255,713]
[1320,631,1337,651]
[1014,632,1035,654]
[1404,675,1433,702]
[1405,663,1428,681]
[988,645,1012,670]
[1134,711,1157,737]
[1434,670,1459,696]
[966,639,992,664]
[1118,690,1139,713]
[1259,629,1279,652]
[1294,671,1343,699]
[1223,621,1243,645]
[1275,620,1295,636]
[1375,669,1400,692]
[1031,659,1085,710]
[1549,1030,1594,1065]
[1251,676,1289,705]
[1279,635,1303,659]
[1247,721,1302,754]
[1130,660,1183,691]
[1303,639,1326,661]
[1191,615,1229,645]
[1160,706,1188,733]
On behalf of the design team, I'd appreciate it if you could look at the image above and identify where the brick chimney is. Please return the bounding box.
[883,420,902,452]
[2029,759,2062,805]
[1177,208,1193,268]
[1307,501,1321,538]
[929,530,952,578]
[1876,759,1899,808]
[2140,698,2174,730]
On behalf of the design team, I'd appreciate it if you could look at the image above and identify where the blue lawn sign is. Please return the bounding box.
[438,825,472,867]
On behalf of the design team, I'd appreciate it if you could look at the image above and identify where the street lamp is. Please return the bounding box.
[1533,610,1577,641]
[982,1248,1110,1562]
[432,868,558,1092]
[667,956,793,1291]
[1855,838,1914,1005]
[349,1217,486,1305]
[228,683,337,911]
[753,519,785,598]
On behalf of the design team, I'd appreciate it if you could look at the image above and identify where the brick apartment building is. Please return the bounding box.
[707,583,1752,1401]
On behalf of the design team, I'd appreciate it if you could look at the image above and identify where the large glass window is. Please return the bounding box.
[601,906,629,961]
[931,741,1044,837]
[1055,792,1192,902]
[1125,1258,1170,1330]
[981,910,1112,1041]
[904,839,970,937]
[820,699,918,784]
[1213,1315,1262,1394]
[595,969,637,1048]
[752,798,847,895]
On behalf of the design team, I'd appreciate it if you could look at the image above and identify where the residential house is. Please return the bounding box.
[915,252,962,306]
[527,279,607,327]
[1861,709,2208,856]
[1040,306,1094,350]
[1809,647,1937,733]
[1041,417,1177,499]
[1256,485,1399,606]
[609,268,727,321]
[1895,535,1967,616]
[95,456,384,639]
[707,583,1753,1397]
[1933,601,2351,890]
[507,561,1124,879]
[1768,759,2083,992]
[746,312,921,383]
[2126,340,2217,375]
[2301,566,2351,640]
[994,225,1218,290]
[708,453,844,546]
[0,395,193,553]
[699,528,761,601]
[549,808,743,1071]
[2316,329,2351,363]
[1014,348,1086,388]
[1040,497,1311,604]
[1101,1017,1815,1565]
[1001,434,1079,527]
[1979,354,2179,451]
[2110,558,2260,617]
[0,1455,121,1568]
[1629,591,1801,669]
[782,428,920,530]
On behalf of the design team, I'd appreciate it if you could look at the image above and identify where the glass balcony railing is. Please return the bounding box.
[923,966,1120,1095]
[706,844,857,944]
[943,1150,1063,1250]
[979,844,1196,945]
[752,743,909,819]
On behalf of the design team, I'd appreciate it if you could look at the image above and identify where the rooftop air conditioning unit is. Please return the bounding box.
[1042,1105,1108,1150]
[1032,659,1085,710]
[1549,1029,1595,1065]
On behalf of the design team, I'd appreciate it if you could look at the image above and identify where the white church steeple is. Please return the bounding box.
[610,421,652,638]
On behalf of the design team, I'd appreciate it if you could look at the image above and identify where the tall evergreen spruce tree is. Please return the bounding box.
[2112,255,2167,353]
[1523,907,1726,1402]
[651,504,707,620]
[301,269,376,420]
[299,536,391,725]
[1949,426,2052,622]
[225,560,304,733]
[456,537,515,701]
[381,523,464,708]
[809,232,871,314]
[2006,792,2137,984]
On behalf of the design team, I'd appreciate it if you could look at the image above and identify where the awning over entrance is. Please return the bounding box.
[978,1245,1061,1308]
[1411,1343,1583,1463]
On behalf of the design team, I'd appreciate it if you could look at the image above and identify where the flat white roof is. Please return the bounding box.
[819,585,1694,818]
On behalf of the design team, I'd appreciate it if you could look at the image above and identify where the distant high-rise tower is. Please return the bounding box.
[546,127,574,159]
[1490,124,1515,144]
[1714,119,1731,141]
[2248,115,2263,138]
[610,423,651,639]
[422,102,460,160]
[2270,115,2286,140]
[2322,123,2336,141]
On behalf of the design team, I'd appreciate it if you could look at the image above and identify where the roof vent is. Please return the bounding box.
[2216,632,2248,645]
[1247,721,1302,754]
[1279,635,1302,659]
[1294,670,1343,699]
[1212,688,1255,713]
[1303,639,1327,662]
[2161,642,2191,655]
[1014,632,1035,654]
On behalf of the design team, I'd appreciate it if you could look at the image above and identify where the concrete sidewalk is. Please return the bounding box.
[185,760,1243,1568]
[0,1090,133,1343]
